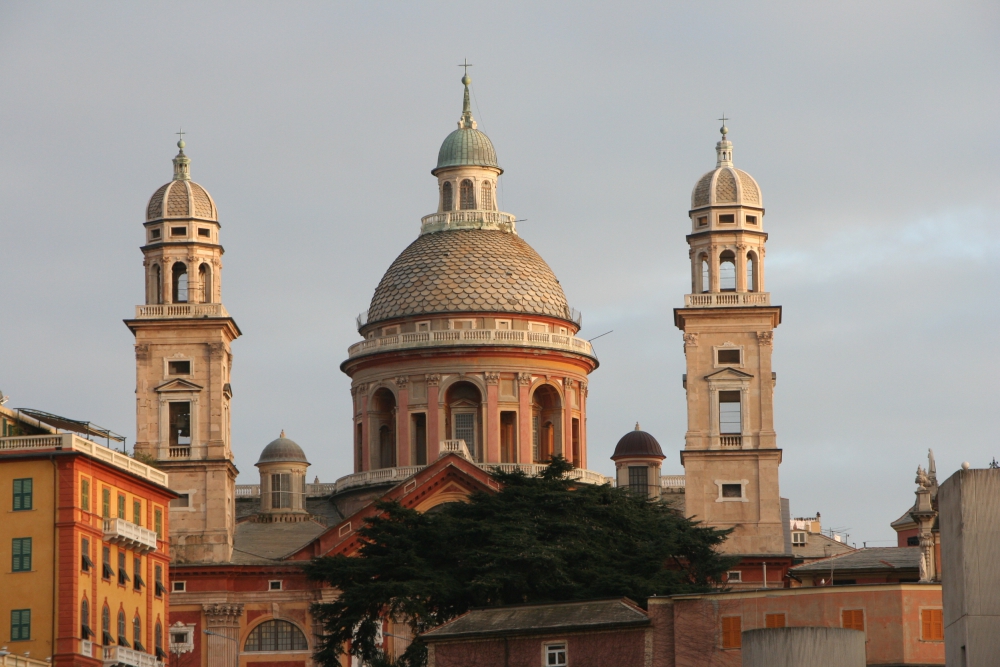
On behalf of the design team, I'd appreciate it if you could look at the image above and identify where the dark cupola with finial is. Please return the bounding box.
[611,424,665,499]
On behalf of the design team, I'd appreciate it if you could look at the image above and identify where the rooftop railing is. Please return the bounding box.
[420,210,518,235]
[134,303,229,319]
[0,433,168,487]
[684,292,770,307]
[347,327,594,360]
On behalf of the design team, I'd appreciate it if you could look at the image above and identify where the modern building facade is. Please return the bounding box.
[0,405,175,666]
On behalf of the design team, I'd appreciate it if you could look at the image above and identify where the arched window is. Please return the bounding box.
[480,181,494,210]
[117,610,129,647]
[460,179,475,210]
[531,385,562,463]
[446,381,482,461]
[379,425,394,469]
[746,253,756,292]
[155,621,164,659]
[442,182,453,211]
[701,257,710,293]
[81,598,93,640]
[719,251,736,291]
[171,262,188,303]
[371,388,396,469]
[150,264,162,305]
[243,620,309,652]
[199,263,212,303]
[133,614,144,651]
[101,604,112,646]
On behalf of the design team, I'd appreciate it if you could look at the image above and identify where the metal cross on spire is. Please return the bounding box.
[718,114,729,137]
[175,127,186,151]
[458,58,474,77]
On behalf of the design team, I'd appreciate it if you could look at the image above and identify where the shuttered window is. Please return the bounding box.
[765,613,786,628]
[12,538,32,572]
[154,509,163,539]
[842,609,865,631]
[11,609,31,641]
[102,488,111,518]
[13,478,32,511]
[921,609,943,641]
[81,478,90,511]
[721,616,741,648]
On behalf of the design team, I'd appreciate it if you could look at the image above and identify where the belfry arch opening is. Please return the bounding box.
[480,181,494,210]
[719,251,736,292]
[531,384,562,463]
[199,263,212,303]
[699,254,709,293]
[442,181,453,211]
[370,388,396,469]
[445,381,482,461]
[171,262,188,303]
[459,179,475,210]
[149,264,162,304]
[746,251,758,292]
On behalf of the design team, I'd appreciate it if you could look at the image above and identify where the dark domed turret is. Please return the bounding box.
[612,423,665,461]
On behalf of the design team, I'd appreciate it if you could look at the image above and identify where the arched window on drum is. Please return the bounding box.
[244,620,309,652]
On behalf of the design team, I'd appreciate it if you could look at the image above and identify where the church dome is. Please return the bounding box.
[690,124,762,209]
[434,128,499,173]
[611,424,665,461]
[146,139,218,222]
[256,432,309,465]
[367,229,572,325]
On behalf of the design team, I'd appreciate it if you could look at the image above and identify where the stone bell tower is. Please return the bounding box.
[126,137,240,564]
[674,122,785,556]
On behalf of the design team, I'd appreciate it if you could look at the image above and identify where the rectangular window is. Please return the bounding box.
[197,228,211,237]
[382,325,400,336]
[102,546,114,580]
[118,551,131,586]
[154,509,163,539]
[81,537,93,572]
[271,473,292,509]
[717,349,741,364]
[921,609,943,641]
[722,483,743,498]
[528,322,549,333]
[414,413,428,466]
[746,215,758,225]
[721,616,742,648]
[628,466,649,495]
[454,413,476,457]
[11,609,30,641]
[532,416,540,462]
[545,643,567,667]
[118,494,126,518]
[269,580,282,591]
[697,216,708,226]
[765,613,786,628]
[169,402,191,446]
[149,228,161,240]
[81,478,90,511]
[792,531,807,546]
[134,557,144,591]
[719,391,742,434]
[155,565,166,597]
[495,319,512,330]
[167,360,191,375]
[170,493,190,508]
[133,500,142,525]
[172,581,186,592]
[500,411,517,464]
[12,537,32,572]
[102,488,111,518]
[170,226,186,237]
[727,570,742,583]
[719,214,736,223]
[416,321,431,332]
[842,609,865,631]
[451,319,475,330]
[12,478,32,511]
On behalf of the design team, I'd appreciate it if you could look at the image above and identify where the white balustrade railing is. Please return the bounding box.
[0,434,168,487]
[134,303,229,319]
[104,517,158,553]
[440,439,472,459]
[684,292,771,307]
[348,327,595,360]
[102,645,162,667]
[660,475,686,488]
[420,210,518,235]
[235,482,338,498]
[719,435,743,448]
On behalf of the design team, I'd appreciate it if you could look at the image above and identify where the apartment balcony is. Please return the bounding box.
[684,292,770,307]
[133,303,229,319]
[0,433,168,487]
[104,517,158,553]
[347,328,595,361]
[102,645,162,667]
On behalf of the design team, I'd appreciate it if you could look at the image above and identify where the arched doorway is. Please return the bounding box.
[445,381,482,461]
[371,388,396,469]
[531,384,562,463]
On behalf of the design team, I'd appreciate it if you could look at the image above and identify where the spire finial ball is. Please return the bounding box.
[462,75,471,86]
[962,461,971,470]
[177,139,186,150]
[720,125,728,137]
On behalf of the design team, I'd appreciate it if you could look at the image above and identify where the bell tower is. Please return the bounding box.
[126,137,240,564]
[674,122,785,555]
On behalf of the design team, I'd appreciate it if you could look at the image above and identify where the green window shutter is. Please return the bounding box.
[118,495,126,518]
[133,500,142,525]
[12,538,32,572]
[81,479,90,511]
[11,609,31,641]
[13,478,32,511]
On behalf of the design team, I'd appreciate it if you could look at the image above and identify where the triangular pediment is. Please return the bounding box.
[154,378,204,392]
[704,367,754,380]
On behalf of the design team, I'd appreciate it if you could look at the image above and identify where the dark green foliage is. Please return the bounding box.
[305,456,735,667]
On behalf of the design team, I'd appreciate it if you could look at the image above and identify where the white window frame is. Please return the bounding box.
[415,321,431,332]
[727,570,742,582]
[556,326,568,335]
[543,641,568,667]
[450,319,476,330]
[792,531,807,546]
[382,325,400,336]
[169,622,195,654]
[713,342,744,369]
[528,322,549,333]
[172,580,186,592]
[164,356,193,378]
[715,479,749,503]
[268,580,283,591]
[495,319,512,330]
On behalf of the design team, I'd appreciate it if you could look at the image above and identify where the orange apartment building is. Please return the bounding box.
[0,405,176,666]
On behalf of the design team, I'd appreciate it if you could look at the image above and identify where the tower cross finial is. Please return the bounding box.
[718,114,729,138]
[458,58,474,77]
[176,127,186,142]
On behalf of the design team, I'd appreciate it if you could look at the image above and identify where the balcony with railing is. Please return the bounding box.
[133,303,229,319]
[684,292,770,307]
[104,517,159,553]
[347,327,595,360]
[0,433,168,487]
[420,209,518,235]
[719,435,743,448]
[102,645,162,667]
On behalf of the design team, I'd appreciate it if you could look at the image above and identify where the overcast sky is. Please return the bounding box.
[1,2,997,546]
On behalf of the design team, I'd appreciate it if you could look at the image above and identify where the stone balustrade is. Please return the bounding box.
[0,433,168,487]
[104,517,159,553]
[684,292,770,307]
[660,475,686,488]
[101,645,162,667]
[719,435,743,448]
[420,209,518,235]
[134,303,229,319]
[347,327,595,360]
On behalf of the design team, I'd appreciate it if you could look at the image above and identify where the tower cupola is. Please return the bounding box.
[255,431,310,521]
[611,423,665,499]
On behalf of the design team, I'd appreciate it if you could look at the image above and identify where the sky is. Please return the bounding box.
[1,2,997,546]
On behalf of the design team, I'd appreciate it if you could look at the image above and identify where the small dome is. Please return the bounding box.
[691,167,762,209]
[256,431,309,465]
[611,424,665,461]
[434,127,500,174]
[147,179,217,221]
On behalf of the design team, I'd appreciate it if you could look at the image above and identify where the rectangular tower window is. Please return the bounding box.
[451,319,475,330]
[169,402,191,446]
[628,466,649,496]
[170,493,189,508]
[719,391,742,434]
[528,322,549,333]
[12,478,32,511]
[719,214,735,223]
[170,226,187,237]
[198,228,211,237]
[416,320,431,332]
[697,216,708,226]
[500,411,517,463]
[12,537,32,572]
[717,349,741,364]
[356,423,363,472]
[495,319,512,330]
[149,228,161,240]
[722,483,743,498]
[271,473,292,509]
[413,413,427,466]
[454,412,476,458]
[167,360,191,375]
[746,215,758,225]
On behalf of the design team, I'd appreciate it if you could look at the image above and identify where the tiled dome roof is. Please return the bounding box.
[367,229,572,325]
[691,167,761,209]
[147,179,217,221]
[256,432,309,465]
[611,425,665,461]
[434,127,499,173]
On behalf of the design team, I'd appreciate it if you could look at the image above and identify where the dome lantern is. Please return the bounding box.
[611,424,665,500]
[255,431,310,521]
